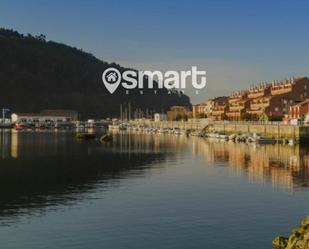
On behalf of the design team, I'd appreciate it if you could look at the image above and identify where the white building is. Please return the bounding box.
[11,113,72,124]
[154,113,167,122]
[0,118,11,124]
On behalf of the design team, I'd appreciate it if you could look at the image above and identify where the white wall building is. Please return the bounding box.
[154,113,167,122]
[11,113,71,124]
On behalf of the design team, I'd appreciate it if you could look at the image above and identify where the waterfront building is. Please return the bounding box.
[192,102,207,118]
[208,96,229,120]
[289,99,309,120]
[192,99,214,118]
[251,77,309,118]
[11,110,79,124]
[205,99,214,117]
[226,98,250,120]
[195,76,309,121]
[226,91,250,120]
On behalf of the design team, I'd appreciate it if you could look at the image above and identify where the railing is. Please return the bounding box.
[209,120,308,126]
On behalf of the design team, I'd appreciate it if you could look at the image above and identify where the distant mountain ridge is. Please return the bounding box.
[0,28,191,118]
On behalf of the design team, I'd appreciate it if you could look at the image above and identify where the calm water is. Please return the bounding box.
[0,130,309,249]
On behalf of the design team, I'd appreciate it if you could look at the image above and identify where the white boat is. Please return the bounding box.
[288,139,295,145]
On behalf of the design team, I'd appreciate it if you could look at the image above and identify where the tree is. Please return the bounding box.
[0,28,191,119]
[259,113,269,122]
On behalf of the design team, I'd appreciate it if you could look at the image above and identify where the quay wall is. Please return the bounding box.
[130,120,205,130]
[217,123,300,140]
[129,120,309,142]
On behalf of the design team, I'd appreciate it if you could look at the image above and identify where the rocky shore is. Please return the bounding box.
[273,215,309,249]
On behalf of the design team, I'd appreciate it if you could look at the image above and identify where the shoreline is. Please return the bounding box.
[107,120,309,145]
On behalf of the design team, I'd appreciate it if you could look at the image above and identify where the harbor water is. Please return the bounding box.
[0,130,309,249]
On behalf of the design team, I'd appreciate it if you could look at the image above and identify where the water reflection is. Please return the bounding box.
[191,138,309,191]
[0,130,185,225]
[1,130,309,226]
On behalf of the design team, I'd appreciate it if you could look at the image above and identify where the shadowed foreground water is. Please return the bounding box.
[0,130,309,249]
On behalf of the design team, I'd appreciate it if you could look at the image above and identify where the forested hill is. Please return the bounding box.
[0,28,191,118]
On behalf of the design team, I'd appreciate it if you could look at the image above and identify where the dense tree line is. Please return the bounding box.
[0,28,191,119]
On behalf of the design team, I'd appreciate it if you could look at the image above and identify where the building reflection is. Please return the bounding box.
[2,129,309,194]
[0,129,189,160]
[0,130,11,159]
[0,129,80,159]
[2,130,309,192]
[1,129,309,226]
[191,138,309,191]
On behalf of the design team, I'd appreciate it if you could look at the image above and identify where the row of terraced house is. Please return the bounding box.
[193,77,309,121]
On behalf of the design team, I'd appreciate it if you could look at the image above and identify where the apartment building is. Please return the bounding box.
[210,96,229,120]
[194,76,309,121]
[289,99,309,119]
[261,77,308,118]
[192,99,214,118]
[226,90,249,120]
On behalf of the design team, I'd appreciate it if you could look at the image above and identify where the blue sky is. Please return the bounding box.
[1,0,309,103]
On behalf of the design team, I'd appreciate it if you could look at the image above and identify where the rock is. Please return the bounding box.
[273,215,309,249]
[273,236,288,249]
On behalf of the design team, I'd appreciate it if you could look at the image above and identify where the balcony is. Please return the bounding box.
[247,109,264,115]
[248,92,265,99]
[271,85,292,95]
[211,109,225,116]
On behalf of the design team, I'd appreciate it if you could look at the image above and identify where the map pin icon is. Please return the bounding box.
[102,68,121,94]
